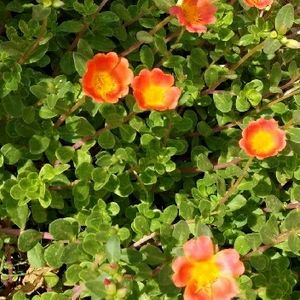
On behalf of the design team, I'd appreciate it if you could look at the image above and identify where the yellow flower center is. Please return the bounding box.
[93,72,118,99]
[250,130,276,154]
[189,257,220,291]
[143,84,167,106]
[182,2,200,24]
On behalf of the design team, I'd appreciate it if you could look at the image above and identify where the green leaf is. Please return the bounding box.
[44,242,64,268]
[172,220,190,244]
[3,95,24,117]
[92,167,110,190]
[119,125,136,143]
[141,245,166,266]
[85,279,106,297]
[152,0,175,11]
[98,130,116,149]
[190,48,208,68]
[234,235,251,255]
[288,128,300,143]
[288,232,300,254]
[136,31,153,43]
[29,135,50,155]
[105,235,121,263]
[18,229,41,252]
[263,38,281,55]
[57,20,83,33]
[195,154,213,171]
[27,243,46,267]
[12,291,27,300]
[284,210,300,230]
[204,66,219,88]
[65,265,81,284]
[55,146,74,163]
[213,92,232,113]
[264,195,283,213]
[140,45,154,68]
[227,195,247,211]
[49,219,75,241]
[7,204,29,229]
[73,52,88,76]
[160,205,178,224]
[275,4,294,35]
[1,143,22,164]
[259,215,279,245]
[132,215,150,234]
[32,5,51,20]
[115,173,134,197]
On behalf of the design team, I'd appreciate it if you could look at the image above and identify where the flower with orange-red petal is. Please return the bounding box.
[172,236,244,300]
[169,0,217,33]
[132,68,181,111]
[239,118,286,160]
[243,0,273,9]
[82,52,133,103]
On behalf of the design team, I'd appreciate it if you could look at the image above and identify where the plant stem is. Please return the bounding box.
[202,41,266,95]
[54,96,86,129]
[132,232,157,248]
[17,18,48,65]
[205,86,300,135]
[219,157,254,204]
[179,158,242,174]
[0,227,54,240]
[244,231,300,258]
[121,15,173,57]
[68,0,109,52]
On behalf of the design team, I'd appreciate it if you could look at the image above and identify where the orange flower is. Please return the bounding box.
[172,236,244,300]
[82,52,133,103]
[239,118,286,160]
[132,68,181,111]
[243,0,273,9]
[169,0,217,33]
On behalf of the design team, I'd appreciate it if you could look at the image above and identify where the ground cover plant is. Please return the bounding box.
[0,0,300,299]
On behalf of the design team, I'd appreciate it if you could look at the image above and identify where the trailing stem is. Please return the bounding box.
[219,157,254,204]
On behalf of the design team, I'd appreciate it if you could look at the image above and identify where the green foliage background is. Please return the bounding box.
[0,0,300,299]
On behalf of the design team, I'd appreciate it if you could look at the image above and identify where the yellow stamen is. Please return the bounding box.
[143,85,166,106]
[250,130,275,153]
[190,258,220,291]
[182,2,201,24]
[93,72,118,99]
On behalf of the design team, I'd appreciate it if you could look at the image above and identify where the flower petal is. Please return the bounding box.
[239,118,286,159]
[215,249,245,277]
[243,0,273,9]
[82,52,133,103]
[183,236,214,261]
[183,282,210,300]
[212,276,239,300]
[89,52,119,73]
[164,86,181,110]
[171,257,193,287]
[151,68,174,87]
[132,68,181,111]
[169,0,216,33]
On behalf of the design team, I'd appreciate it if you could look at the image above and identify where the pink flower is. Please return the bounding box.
[243,0,273,9]
[132,68,181,111]
[172,236,245,300]
[169,0,217,33]
[82,52,133,103]
[239,118,286,160]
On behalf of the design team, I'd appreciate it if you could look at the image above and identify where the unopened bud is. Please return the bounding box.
[116,287,128,298]
[103,278,111,286]
[106,282,117,295]
[270,31,277,39]
[285,39,300,49]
